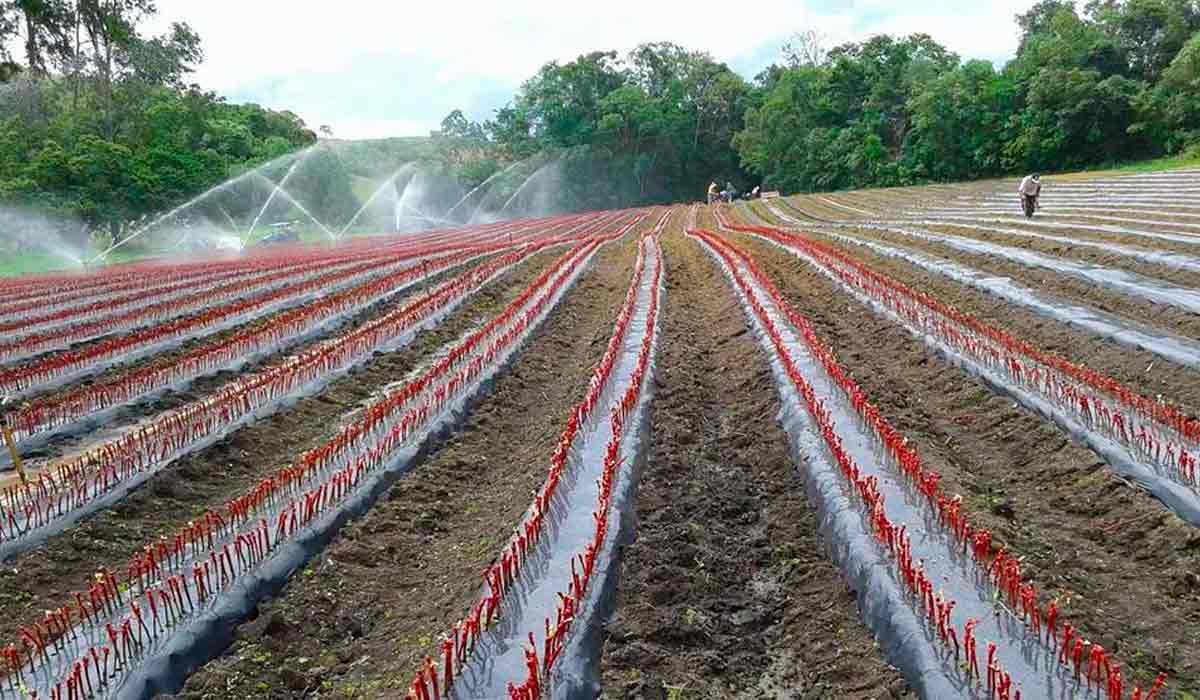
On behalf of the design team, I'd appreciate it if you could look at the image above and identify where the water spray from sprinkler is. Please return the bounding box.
[244,144,319,239]
[494,156,564,220]
[248,173,338,241]
[445,160,524,221]
[0,207,87,270]
[85,148,313,264]
[339,163,416,237]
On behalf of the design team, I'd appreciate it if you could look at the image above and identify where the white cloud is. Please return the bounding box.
[149,0,1039,139]
[312,118,429,141]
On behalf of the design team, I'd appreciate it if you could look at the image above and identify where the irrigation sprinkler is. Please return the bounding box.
[0,395,27,485]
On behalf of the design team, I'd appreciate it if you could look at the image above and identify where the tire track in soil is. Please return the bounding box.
[748,205,1200,418]
[0,247,565,645]
[598,227,912,700]
[161,233,642,700]
[738,235,1200,695]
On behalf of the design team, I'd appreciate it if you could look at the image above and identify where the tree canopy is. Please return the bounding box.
[475,43,751,209]
[4,0,1200,235]
[729,0,1200,193]
[465,1,1200,200]
[0,0,316,247]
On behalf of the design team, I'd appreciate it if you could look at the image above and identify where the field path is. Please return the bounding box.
[599,221,911,699]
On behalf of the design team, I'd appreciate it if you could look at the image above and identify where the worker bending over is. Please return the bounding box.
[1018,173,1042,218]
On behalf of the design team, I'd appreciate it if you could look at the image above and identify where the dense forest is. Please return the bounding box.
[2,0,1200,241]
[736,0,1200,192]
[456,0,1200,202]
[0,0,317,248]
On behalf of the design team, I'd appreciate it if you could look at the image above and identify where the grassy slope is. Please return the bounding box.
[0,253,83,277]
[350,175,378,204]
[1053,151,1200,180]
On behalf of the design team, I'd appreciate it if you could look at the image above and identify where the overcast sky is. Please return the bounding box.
[150,0,1038,140]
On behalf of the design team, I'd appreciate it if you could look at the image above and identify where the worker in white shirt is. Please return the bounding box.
[1018,173,1042,218]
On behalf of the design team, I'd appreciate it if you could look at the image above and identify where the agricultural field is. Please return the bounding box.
[0,168,1197,700]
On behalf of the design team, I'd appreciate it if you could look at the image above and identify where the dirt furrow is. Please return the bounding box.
[746,205,1200,418]
[598,224,911,700]
[162,232,641,700]
[0,247,564,645]
[736,233,1200,695]
[16,261,471,468]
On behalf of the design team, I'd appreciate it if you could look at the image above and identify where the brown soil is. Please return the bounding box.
[0,247,563,646]
[159,232,641,699]
[747,204,1200,420]
[773,196,848,222]
[7,174,1200,700]
[598,223,912,700]
[735,233,1200,697]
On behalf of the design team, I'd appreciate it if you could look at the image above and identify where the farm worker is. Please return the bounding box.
[751,185,761,199]
[707,181,719,205]
[1018,173,1041,218]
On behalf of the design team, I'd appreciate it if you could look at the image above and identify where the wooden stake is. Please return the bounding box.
[0,399,27,486]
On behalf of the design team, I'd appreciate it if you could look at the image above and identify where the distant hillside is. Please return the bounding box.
[324,137,440,179]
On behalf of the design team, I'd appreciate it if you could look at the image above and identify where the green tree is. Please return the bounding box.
[513,51,628,148]
[483,44,750,207]
[5,0,74,76]
[735,66,830,192]
[284,146,359,228]
[1145,32,1200,150]
[905,60,1017,180]
[1086,0,1200,80]
[1017,0,1082,52]
[74,0,202,138]
[67,134,135,237]
[0,2,314,249]
[1007,68,1148,169]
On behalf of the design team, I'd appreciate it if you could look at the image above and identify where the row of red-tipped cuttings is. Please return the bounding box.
[1,254,407,365]
[0,232,587,548]
[2,247,401,342]
[397,210,670,700]
[2,261,321,335]
[3,212,620,445]
[0,215,624,533]
[0,253,294,311]
[0,217,571,393]
[692,224,1168,700]
[4,247,462,437]
[1,214,585,335]
[0,214,551,311]
[716,209,1200,492]
[502,231,663,700]
[0,212,648,699]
